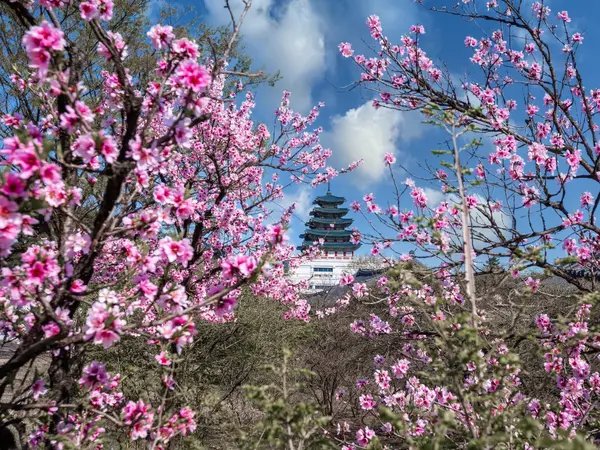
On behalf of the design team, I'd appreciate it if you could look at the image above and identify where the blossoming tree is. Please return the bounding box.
[328,1,600,448]
[0,0,339,446]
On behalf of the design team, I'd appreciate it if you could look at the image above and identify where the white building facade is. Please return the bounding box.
[289,256,355,292]
[288,188,360,292]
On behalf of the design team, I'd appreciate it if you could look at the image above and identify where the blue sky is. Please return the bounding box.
[156,0,600,258]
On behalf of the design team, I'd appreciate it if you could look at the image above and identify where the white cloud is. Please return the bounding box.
[444,193,511,251]
[323,102,424,186]
[423,187,446,208]
[468,196,511,247]
[203,0,325,112]
[145,0,166,20]
[267,185,314,243]
[282,185,313,220]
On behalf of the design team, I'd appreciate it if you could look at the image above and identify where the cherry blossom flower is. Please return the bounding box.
[155,351,172,366]
[31,379,47,400]
[79,361,109,389]
[147,24,175,50]
[338,42,354,58]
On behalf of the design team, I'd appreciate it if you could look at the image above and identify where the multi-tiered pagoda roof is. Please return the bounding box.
[298,187,360,256]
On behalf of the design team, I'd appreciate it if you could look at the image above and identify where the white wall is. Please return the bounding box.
[288,257,354,293]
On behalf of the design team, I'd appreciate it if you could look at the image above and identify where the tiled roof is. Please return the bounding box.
[300,229,353,238]
[314,193,345,205]
[297,241,360,250]
[309,207,349,216]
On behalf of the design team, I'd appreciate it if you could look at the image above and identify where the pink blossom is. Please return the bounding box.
[352,282,368,298]
[171,38,199,59]
[98,0,114,21]
[366,15,382,39]
[42,322,60,338]
[359,394,376,410]
[475,164,485,179]
[39,163,62,186]
[367,202,381,214]
[383,152,396,165]
[221,254,258,279]
[266,223,286,244]
[356,427,375,446]
[338,42,354,58]
[79,361,109,389]
[31,379,47,400]
[2,174,25,198]
[155,351,172,366]
[174,118,192,147]
[122,400,154,440]
[73,134,97,162]
[410,24,425,34]
[159,237,194,267]
[214,295,237,317]
[147,24,175,50]
[84,300,125,349]
[340,274,354,286]
[464,36,478,47]
[580,192,593,207]
[374,354,385,366]
[70,279,87,293]
[79,1,98,20]
[22,22,65,77]
[557,11,571,22]
[27,261,47,285]
[65,232,91,259]
[98,31,128,60]
[100,135,119,164]
[525,277,540,293]
[162,375,176,390]
[465,195,478,210]
[536,314,552,334]
[175,60,210,93]
[526,104,539,116]
[0,197,18,228]
[375,369,391,390]
[410,187,428,209]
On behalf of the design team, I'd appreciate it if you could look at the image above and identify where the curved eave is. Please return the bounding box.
[306,217,353,227]
[310,207,349,216]
[315,193,345,202]
[313,196,345,207]
[297,241,361,251]
[563,263,600,279]
[300,229,352,238]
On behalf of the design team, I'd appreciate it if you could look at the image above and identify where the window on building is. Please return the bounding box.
[313,267,333,273]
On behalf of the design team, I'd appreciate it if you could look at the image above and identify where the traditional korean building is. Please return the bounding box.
[290,186,360,291]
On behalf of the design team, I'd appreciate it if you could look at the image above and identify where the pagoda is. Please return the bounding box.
[290,185,360,291]
[298,186,360,258]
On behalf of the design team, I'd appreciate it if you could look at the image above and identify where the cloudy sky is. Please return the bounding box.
[157,0,600,254]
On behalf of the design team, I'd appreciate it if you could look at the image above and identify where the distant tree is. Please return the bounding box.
[346,255,387,272]
[482,256,504,274]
